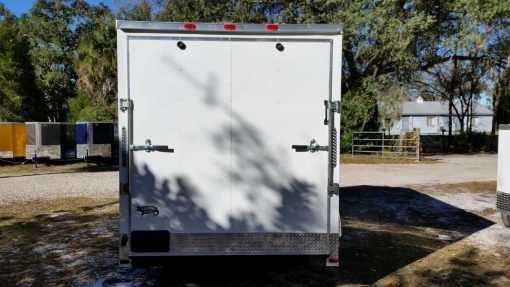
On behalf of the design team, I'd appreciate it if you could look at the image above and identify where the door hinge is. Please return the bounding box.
[329,100,341,113]
[120,99,131,112]
[324,100,341,125]
[328,183,339,196]
[120,182,129,194]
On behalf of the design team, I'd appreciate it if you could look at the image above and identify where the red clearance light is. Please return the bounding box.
[266,24,279,31]
[328,258,340,264]
[183,23,196,30]
[224,23,236,30]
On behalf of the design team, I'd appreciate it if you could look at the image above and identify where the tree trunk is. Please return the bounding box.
[448,99,453,143]
[492,91,497,135]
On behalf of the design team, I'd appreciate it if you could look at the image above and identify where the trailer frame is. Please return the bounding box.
[117,20,343,267]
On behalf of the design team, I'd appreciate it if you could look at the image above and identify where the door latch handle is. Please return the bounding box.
[292,139,328,153]
[323,100,329,125]
[291,145,309,152]
[130,139,174,153]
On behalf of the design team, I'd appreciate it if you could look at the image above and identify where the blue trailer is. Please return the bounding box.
[76,122,118,160]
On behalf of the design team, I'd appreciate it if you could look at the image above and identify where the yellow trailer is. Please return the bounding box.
[0,123,26,158]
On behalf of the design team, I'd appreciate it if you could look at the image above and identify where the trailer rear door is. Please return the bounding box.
[127,36,336,233]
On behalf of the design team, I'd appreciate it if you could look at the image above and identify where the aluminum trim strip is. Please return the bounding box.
[127,35,333,43]
[117,20,343,35]
[129,233,339,256]
[130,251,329,257]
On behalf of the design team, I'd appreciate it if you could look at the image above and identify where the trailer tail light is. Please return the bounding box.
[183,23,196,30]
[266,24,279,31]
[328,258,340,264]
[224,23,236,31]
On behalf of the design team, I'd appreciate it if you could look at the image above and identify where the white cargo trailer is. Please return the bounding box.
[117,21,342,267]
[497,124,510,227]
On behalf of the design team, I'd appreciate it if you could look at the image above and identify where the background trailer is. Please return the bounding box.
[497,124,510,227]
[117,21,342,267]
[26,122,76,160]
[0,123,26,159]
[76,122,118,160]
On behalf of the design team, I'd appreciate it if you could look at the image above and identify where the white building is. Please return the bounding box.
[387,97,493,135]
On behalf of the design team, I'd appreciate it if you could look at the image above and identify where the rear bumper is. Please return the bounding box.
[121,232,339,266]
[129,232,338,256]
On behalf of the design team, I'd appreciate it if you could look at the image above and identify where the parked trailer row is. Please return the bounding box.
[0,122,118,161]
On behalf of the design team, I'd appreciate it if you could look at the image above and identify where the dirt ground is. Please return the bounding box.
[341,153,497,187]
[0,154,508,286]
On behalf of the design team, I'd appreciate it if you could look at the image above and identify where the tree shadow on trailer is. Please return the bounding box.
[130,156,319,233]
[128,52,323,232]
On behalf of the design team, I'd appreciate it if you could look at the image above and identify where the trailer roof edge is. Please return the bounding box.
[116,20,343,35]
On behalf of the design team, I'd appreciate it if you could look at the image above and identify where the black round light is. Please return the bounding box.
[177,41,186,50]
[276,43,284,51]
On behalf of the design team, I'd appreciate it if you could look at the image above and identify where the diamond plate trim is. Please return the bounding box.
[141,233,340,256]
[497,191,510,212]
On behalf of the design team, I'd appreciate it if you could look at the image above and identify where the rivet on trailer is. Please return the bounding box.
[117,21,343,267]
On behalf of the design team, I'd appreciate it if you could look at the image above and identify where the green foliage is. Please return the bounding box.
[156,0,229,22]
[117,0,163,21]
[0,4,45,121]
[341,78,380,133]
[340,130,354,153]
[495,68,510,126]
[73,8,117,121]
[67,91,115,122]
[20,0,82,121]
[421,132,498,153]
[0,0,507,133]
[378,82,409,131]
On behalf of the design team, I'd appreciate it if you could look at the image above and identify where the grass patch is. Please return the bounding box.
[415,181,497,195]
[340,154,437,164]
[374,242,510,286]
[479,207,497,216]
[0,197,117,226]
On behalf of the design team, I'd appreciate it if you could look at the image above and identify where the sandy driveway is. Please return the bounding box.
[0,154,498,204]
[340,154,497,187]
[0,153,507,286]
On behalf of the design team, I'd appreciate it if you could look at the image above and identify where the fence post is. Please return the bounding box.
[351,133,354,157]
[381,132,384,158]
[415,128,421,161]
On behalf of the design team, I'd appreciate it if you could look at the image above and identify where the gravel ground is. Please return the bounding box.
[0,154,496,204]
[0,153,507,286]
[0,171,118,204]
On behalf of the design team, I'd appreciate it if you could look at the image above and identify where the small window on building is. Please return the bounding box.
[427,116,437,127]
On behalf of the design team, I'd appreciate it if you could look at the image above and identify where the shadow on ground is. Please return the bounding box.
[0,185,497,286]
[0,198,119,286]
[338,185,495,285]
